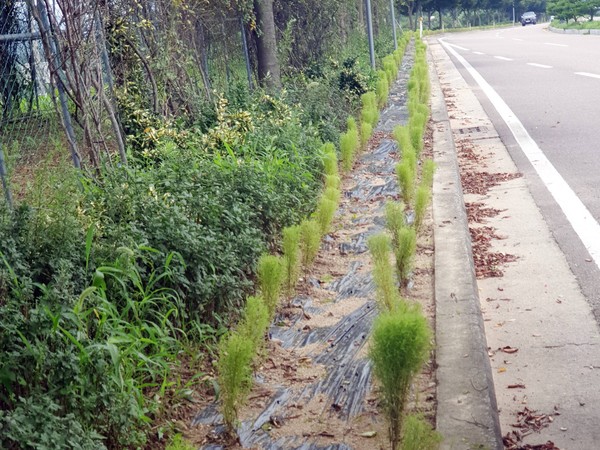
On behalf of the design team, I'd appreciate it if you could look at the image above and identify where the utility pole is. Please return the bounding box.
[513,2,515,26]
[365,0,376,69]
[390,0,397,50]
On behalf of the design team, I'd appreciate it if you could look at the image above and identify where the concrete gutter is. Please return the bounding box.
[548,25,600,35]
[428,41,504,450]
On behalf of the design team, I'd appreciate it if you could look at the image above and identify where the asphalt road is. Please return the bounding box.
[437,23,600,322]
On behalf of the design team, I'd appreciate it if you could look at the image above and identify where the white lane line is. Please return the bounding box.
[473,51,485,55]
[494,56,513,61]
[575,72,600,79]
[545,42,568,47]
[445,43,470,51]
[439,38,600,270]
[528,63,552,69]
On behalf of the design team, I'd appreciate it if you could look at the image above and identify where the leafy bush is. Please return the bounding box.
[370,306,431,450]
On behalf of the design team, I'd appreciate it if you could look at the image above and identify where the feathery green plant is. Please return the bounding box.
[368,233,401,312]
[385,201,406,246]
[321,142,338,178]
[421,159,436,188]
[361,122,372,148]
[217,331,254,432]
[257,253,284,318]
[300,219,321,268]
[237,296,269,351]
[282,225,302,297]
[314,197,337,236]
[396,161,414,204]
[324,186,341,205]
[393,125,413,155]
[376,76,390,109]
[401,414,442,450]
[325,174,341,190]
[369,307,431,450]
[347,116,358,131]
[414,184,432,232]
[340,131,359,172]
[395,227,416,285]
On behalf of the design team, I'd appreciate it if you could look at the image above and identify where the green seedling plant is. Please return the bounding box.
[401,414,442,450]
[325,174,341,190]
[396,161,415,205]
[395,226,416,286]
[369,306,431,450]
[300,219,321,268]
[314,196,337,236]
[368,233,401,312]
[321,142,339,178]
[376,70,390,108]
[340,131,357,172]
[421,159,436,187]
[217,331,255,433]
[347,116,358,132]
[282,225,302,298]
[361,122,372,148]
[237,296,270,351]
[414,184,432,233]
[324,186,341,205]
[385,201,406,246]
[257,253,284,318]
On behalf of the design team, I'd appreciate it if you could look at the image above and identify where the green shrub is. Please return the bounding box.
[396,162,414,204]
[361,121,373,148]
[421,159,436,187]
[300,219,321,268]
[409,112,427,156]
[393,125,413,155]
[324,186,341,205]
[282,225,302,297]
[217,331,254,432]
[368,234,400,312]
[382,56,397,84]
[361,106,378,129]
[395,227,416,285]
[370,307,431,450]
[257,253,284,317]
[347,116,358,132]
[325,174,341,190]
[414,185,432,232]
[401,414,442,450]
[167,434,197,450]
[237,295,269,350]
[313,197,337,236]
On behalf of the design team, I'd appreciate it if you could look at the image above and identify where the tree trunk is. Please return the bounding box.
[254,0,281,91]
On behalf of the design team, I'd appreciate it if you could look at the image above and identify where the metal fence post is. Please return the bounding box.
[365,0,376,69]
[240,17,254,90]
[31,0,81,169]
[0,142,13,210]
[390,0,397,49]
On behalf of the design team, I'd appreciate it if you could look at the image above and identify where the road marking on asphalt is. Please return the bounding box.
[440,38,600,270]
[448,43,470,51]
[494,56,513,61]
[473,51,485,55]
[545,42,568,47]
[527,63,552,69]
[575,72,600,80]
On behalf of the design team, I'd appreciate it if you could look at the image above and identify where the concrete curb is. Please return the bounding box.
[428,41,503,450]
[548,25,600,35]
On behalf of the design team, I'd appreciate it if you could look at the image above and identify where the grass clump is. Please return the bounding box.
[257,253,284,317]
[325,174,341,190]
[401,414,442,450]
[300,219,321,268]
[413,184,432,233]
[347,116,358,132]
[237,296,270,351]
[217,331,254,432]
[361,92,379,127]
[166,434,197,450]
[382,55,397,85]
[396,161,414,205]
[369,306,431,450]
[394,226,416,285]
[368,233,401,312]
[282,225,302,297]
[376,70,390,108]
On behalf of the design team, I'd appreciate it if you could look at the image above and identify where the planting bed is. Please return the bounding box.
[189,49,438,450]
